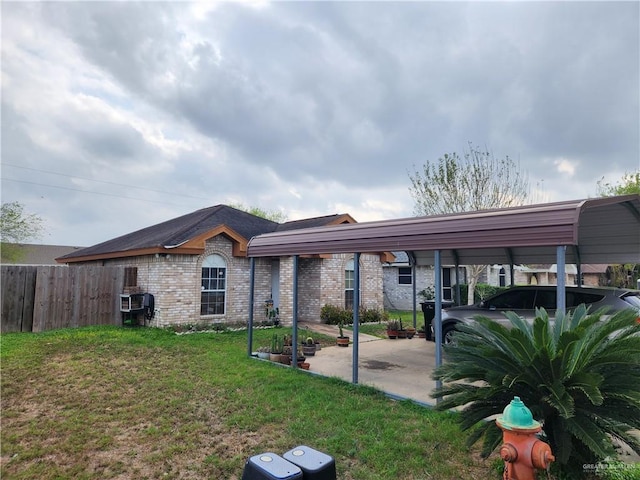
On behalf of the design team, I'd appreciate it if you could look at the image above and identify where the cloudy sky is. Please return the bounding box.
[2,1,638,247]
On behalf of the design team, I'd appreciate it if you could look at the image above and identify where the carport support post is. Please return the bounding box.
[292,255,299,368]
[247,257,255,357]
[353,252,360,384]
[434,250,443,394]
[556,246,566,315]
[410,251,417,328]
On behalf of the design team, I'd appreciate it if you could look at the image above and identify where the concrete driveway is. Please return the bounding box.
[300,323,439,406]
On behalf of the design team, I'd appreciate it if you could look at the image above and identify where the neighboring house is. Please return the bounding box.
[384,257,620,310]
[516,264,626,288]
[515,264,578,286]
[580,264,610,286]
[382,251,468,310]
[56,205,390,327]
[2,243,84,265]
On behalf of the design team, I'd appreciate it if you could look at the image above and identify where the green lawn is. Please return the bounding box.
[356,310,424,338]
[1,325,496,480]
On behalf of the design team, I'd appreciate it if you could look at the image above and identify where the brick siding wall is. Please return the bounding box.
[78,235,385,327]
[383,265,436,311]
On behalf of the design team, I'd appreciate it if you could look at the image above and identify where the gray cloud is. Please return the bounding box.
[2,1,638,245]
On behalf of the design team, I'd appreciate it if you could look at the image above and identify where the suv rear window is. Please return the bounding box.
[487,290,536,309]
[567,292,605,308]
[534,290,556,309]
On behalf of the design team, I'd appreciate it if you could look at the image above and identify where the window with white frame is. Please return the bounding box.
[201,254,226,315]
[345,259,355,310]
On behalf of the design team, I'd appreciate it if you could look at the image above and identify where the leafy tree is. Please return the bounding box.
[597,170,640,196]
[408,143,531,304]
[597,170,640,288]
[1,202,45,263]
[230,203,288,223]
[432,307,640,478]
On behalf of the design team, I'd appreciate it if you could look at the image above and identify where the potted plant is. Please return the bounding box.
[386,319,400,339]
[295,351,307,368]
[417,323,427,339]
[269,334,283,362]
[257,346,271,359]
[264,299,280,327]
[302,336,317,356]
[281,345,293,365]
[397,319,407,338]
[406,323,417,339]
[336,321,350,347]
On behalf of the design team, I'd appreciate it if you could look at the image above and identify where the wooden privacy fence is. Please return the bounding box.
[1,265,130,333]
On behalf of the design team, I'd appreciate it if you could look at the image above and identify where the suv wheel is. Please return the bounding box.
[442,324,457,345]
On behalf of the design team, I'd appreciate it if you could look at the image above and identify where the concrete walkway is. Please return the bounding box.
[299,322,438,406]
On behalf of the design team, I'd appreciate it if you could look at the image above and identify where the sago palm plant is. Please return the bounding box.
[432,305,640,478]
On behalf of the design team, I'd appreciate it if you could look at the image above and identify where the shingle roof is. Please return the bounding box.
[277,213,355,231]
[57,205,351,263]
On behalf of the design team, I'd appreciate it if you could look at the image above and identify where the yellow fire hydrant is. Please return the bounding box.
[496,396,555,480]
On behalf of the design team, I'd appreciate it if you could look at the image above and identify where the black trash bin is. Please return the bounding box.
[420,300,454,341]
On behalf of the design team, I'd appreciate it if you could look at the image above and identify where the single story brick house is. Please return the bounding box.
[56,205,391,327]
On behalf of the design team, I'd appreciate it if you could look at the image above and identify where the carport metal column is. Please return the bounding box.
[408,251,418,327]
[247,257,256,356]
[434,250,443,394]
[557,246,566,315]
[352,252,360,384]
[292,255,299,368]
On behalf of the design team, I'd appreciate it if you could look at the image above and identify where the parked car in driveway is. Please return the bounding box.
[437,285,640,344]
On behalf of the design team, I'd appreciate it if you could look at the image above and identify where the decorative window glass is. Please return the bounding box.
[201,254,226,315]
[398,267,412,285]
[345,259,355,310]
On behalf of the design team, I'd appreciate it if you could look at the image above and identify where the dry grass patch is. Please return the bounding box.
[1,326,497,479]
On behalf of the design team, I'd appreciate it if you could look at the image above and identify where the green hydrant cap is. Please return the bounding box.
[498,396,540,430]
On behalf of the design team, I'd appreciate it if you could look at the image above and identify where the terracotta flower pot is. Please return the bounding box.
[336,336,350,347]
[387,329,398,339]
[280,354,292,365]
[269,353,282,363]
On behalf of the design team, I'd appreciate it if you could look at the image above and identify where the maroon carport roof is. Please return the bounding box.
[247,195,640,265]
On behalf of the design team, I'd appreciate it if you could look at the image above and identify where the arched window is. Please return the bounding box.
[201,254,226,315]
[499,267,506,287]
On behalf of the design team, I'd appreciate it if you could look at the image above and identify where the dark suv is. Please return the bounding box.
[439,285,640,344]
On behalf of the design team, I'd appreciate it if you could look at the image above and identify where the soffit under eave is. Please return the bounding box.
[56,247,174,264]
[327,214,357,225]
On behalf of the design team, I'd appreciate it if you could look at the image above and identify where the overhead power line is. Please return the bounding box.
[2,178,197,208]
[1,163,210,201]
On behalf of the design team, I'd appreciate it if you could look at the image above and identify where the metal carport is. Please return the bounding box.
[245,195,640,388]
